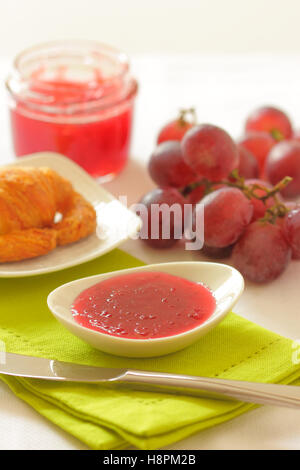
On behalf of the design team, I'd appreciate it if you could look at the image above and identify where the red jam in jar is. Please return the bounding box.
[6,40,138,180]
[72,271,216,339]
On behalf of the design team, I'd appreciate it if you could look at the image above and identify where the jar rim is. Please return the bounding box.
[13,39,130,79]
[6,40,138,116]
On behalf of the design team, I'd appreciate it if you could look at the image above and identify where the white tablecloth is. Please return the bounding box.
[1,54,300,450]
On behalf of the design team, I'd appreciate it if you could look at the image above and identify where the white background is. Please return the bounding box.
[2,0,300,56]
[1,0,300,451]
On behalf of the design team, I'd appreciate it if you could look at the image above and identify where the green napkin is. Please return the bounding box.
[0,248,299,450]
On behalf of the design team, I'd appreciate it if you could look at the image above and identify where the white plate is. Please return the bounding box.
[48,262,244,357]
[0,152,141,277]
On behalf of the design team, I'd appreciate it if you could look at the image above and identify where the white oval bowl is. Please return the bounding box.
[47,262,244,358]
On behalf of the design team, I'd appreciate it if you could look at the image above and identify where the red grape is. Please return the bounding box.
[238,132,275,175]
[196,187,253,247]
[236,145,259,179]
[201,244,233,259]
[137,188,186,248]
[285,201,299,210]
[283,208,300,259]
[185,183,206,205]
[232,221,291,283]
[245,178,278,221]
[245,106,293,140]
[292,129,300,142]
[276,201,299,228]
[265,141,300,198]
[182,124,239,181]
[157,112,194,144]
[148,141,196,188]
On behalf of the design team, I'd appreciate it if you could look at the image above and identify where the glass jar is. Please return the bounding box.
[6,40,138,181]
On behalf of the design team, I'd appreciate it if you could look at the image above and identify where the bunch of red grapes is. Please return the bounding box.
[138,107,300,283]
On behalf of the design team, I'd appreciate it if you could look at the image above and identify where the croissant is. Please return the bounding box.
[0,167,97,263]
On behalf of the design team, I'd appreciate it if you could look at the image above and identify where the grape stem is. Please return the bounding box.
[181,172,293,224]
[178,108,197,126]
[270,128,284,141]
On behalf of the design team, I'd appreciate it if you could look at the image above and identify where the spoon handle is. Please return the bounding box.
[121,370,300,409]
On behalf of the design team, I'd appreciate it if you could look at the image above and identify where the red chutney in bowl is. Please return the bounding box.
[6,40,138,181]
[71,271,216,339]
